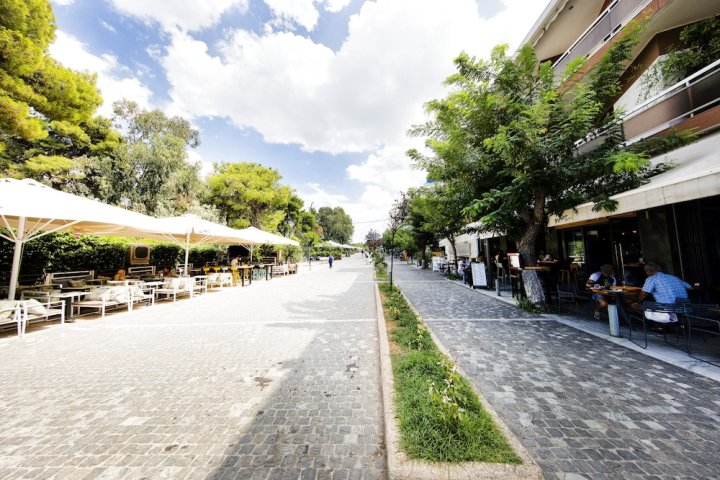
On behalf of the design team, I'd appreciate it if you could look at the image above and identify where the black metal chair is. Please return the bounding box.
[683,304,720,362]
[627,301,691,349]
[556,283,589,320]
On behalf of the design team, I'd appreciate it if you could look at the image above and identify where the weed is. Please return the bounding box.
[379,282,521,464]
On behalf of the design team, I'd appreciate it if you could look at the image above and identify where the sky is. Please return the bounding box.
[49,0,550,242]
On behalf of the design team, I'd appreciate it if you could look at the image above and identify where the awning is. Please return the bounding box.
[153,215,261,273]
[236,226,299,247]
[550,132,720,228]
[0,178,171,299]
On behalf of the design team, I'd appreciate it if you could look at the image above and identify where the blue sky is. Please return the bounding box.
[49,0,548,241]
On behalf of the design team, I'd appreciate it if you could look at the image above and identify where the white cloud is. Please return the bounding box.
[264,0,319,31]
[108,0,249,31]
[162,0,545,154]
[49,31,153,116]
[100,20,117,33]
[52,0,75,5]
[322,0,352,13]
[262,0,352,32]
[187,150,214,178]
[300,183,349,208]
[299,182,396,242]
[159,0,548,239]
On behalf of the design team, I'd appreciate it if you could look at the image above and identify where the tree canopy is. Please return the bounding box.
[104,100,204,216]
[406,23,697,306]
[410,25,663,268]
[0,0,115,184]
[206,162,294,231]
[316,206,354,244]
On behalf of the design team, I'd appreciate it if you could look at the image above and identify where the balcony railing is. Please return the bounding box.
[575,58,720,154]
[553,0,652,79]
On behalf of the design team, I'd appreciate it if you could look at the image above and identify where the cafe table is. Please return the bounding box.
[237,266,253,287]
[589,286,642,337]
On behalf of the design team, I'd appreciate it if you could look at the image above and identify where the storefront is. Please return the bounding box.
[549,131,720,300]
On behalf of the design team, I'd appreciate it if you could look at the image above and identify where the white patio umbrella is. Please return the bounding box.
[0,178,171,299]
[235,226,299,261]
[152,215,259,274]
[321,240,350,249]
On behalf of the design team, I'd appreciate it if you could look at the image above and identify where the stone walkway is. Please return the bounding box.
[392,262,720,480]
[0,256,385,480]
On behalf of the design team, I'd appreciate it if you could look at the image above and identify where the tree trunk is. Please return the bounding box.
[449,235,458,263]
[519,189,546,308]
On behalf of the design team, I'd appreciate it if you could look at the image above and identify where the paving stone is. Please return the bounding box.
[393,262,720,480]
[0,256,386,479]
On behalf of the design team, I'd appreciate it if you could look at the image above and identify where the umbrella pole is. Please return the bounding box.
[8,216,25,300]
[184,232,190,276]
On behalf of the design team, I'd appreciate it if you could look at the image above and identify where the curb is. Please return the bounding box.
[374,283,543,480]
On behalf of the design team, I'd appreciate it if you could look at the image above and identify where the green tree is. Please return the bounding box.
[316,206,354,244]
[107,100,204,215]
[277,193,305,237]
[206,162,292,230]
[295,209,320,265]
[0,0,118,185]
[405,185,469,261]
[410,24,674,306]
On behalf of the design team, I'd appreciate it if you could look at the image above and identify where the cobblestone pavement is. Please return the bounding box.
[393,262,720,480]
[0,256,385,480]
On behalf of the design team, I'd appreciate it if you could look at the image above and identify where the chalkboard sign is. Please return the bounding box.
[471,262,487,288]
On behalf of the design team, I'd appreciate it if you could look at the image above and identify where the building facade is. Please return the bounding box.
[526,0,720,299]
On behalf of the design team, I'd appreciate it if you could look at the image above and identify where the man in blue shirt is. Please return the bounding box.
[630,261,690,314]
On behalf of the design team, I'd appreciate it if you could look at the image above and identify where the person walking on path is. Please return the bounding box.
[328,254,334,268]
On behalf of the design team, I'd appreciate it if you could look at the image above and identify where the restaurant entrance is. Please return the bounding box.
[558,216,643,287]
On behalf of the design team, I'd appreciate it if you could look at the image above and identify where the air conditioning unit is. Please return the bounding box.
[129,244,151,265]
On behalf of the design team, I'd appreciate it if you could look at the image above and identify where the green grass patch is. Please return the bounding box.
[517,298,545,313]
[378,283,521,464]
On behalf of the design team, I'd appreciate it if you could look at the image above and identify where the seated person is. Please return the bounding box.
[113,267,127,281]
[230,256,240,268]
[161,266,178,278]
[630,261,690,316]
[586,264,617,319]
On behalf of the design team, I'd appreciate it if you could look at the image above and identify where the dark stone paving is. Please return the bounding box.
[393,262,720,480]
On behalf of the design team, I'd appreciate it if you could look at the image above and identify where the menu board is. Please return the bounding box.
[471,262,487,288]
[432,257,444,272]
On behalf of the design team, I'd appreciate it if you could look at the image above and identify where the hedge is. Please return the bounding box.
[0,232,228,280]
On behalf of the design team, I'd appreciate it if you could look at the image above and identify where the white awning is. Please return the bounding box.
[237,226,299,247]
[550,132,720,228]
[0,178,173,299]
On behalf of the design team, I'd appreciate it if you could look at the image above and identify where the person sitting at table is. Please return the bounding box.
[113,267,127,281]
[586,264,617,320]
[630,261,690,322]
[161,266,178,278]
[230,256,239,268]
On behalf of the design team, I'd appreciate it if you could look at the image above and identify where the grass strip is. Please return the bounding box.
[379,282,521,464]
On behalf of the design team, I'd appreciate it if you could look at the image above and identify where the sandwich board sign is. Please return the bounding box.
[471,262,488,288]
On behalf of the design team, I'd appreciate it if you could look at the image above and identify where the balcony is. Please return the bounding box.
[553,0,652,79]
[575,58,720,154]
